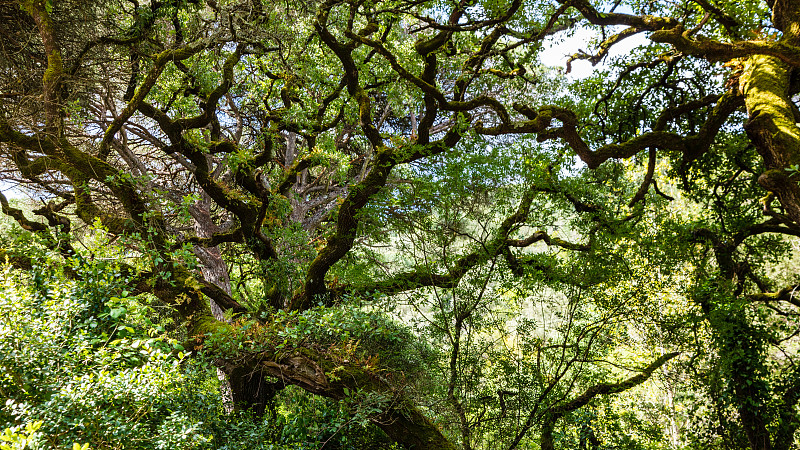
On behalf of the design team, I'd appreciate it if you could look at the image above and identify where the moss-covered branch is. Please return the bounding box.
[507,231,591,251]
[749,284,800,308]
[0,190,47,233]
[98,40,209,160]
[651,28,800,66]
[137,102,261,232]
[315,3,383,148]
[298,147,396,308]
[211,337,458,449]
[22,0,64,134]
[567,26,642,70]
[175,44,243,131]
[276,153,329,196]
[178,228,244,249]
[564,0,678,30]
[332,190,588,299]
[480,91,742,170]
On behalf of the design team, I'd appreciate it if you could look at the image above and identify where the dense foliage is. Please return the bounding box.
[1,0,800,448]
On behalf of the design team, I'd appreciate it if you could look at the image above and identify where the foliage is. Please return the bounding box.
[0,249,404,449]
[1,0,800,448]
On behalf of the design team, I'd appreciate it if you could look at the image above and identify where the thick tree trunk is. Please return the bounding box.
[227,367,283,418]
[190,189,456,445]
[247,348,459,449]
[375,404,459,450]
[741,2,800,226]
[737,7,800,442]
[741,54,800,225]
[190,197,280,415]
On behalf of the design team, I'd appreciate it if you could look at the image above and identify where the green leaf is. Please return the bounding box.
[110,307,126,319]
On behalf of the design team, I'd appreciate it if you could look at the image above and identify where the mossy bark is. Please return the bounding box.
[251,346,458,449]
[739,2,800,226]
[23,0,63,134]
[740,54,800,225]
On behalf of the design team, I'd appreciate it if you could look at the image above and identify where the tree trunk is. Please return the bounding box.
[247,347,459,449]
[228,366,283,418]
[190,197,281,415]
[740,2,800,225]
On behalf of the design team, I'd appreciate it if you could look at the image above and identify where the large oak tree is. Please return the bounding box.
[2,0,800,448]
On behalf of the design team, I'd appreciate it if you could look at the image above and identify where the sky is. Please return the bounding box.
[539,25,651,78]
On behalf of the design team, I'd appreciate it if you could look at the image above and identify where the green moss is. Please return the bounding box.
[741,54,800,165]
[192,313,232,337]
[42,49,63,86]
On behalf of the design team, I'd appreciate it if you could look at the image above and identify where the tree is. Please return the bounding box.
[1,0,800,448]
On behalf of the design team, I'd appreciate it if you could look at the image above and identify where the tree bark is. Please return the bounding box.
[740,3,800,226]
[190,197,251,414]
[249,347,459,450]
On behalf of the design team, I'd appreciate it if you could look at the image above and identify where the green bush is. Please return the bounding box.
[0,257,406,450]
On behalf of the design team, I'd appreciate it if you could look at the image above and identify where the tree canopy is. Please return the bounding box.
[1,0,800,448]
